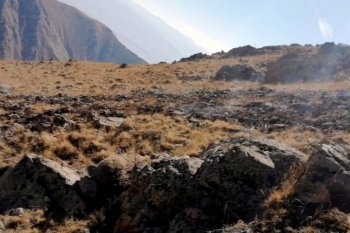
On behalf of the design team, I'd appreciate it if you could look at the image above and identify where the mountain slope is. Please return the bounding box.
[0,0,146,64]
[58,0,207,63]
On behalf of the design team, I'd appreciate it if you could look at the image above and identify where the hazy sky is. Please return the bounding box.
[132,0,350,53]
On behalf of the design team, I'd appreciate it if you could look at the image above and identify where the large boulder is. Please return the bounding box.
[213,65,263,82]
[112,138,307,232]
[297,144,350,212]
[0,154,95,216]
[113,156,204,233]
[196,138,307,222]
[97,154,148,195]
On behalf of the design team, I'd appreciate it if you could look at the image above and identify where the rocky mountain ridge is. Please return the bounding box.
[58,0,207,63]
[183,42,350,84]
[0,0,146,64]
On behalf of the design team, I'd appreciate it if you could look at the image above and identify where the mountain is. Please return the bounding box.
[58,0,207,63]
[0,0,146,64]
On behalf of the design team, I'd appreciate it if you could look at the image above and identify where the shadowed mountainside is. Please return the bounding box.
[0,0,146,64]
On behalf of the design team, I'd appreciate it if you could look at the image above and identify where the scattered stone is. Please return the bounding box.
[6,208,25,216]
[0,84,11,95]
[119,63,129,68]
[94,117,125,128]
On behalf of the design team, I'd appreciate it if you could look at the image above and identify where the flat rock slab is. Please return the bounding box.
[95,117,125,128]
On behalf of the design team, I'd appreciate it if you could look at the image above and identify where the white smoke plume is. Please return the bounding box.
[318,18,333,41]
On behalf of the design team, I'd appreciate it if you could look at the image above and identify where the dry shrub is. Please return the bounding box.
[0,210,89,233]
[116,132,134,149]
[40,129,113,167]
[91,149,114,163]
[110,114,245,156]
[0,210,45,232]
[41,133,79,161]
[260,163,350,232]
[265,127,325,154]
[172,130,213,156]
[48,219,88,233]
[139,140,153,154]
[202,120,244,132]
[299,227,320,233]
[222,220,247,231]
[309,208,350,233]
[258,165,306,231]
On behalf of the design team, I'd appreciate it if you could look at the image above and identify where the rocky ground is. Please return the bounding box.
[0,43,350,232]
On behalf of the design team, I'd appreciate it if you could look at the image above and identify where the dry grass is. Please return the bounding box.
[0,210,45,232]
[0,114,245,168]
[267,81,350,93]
[0,201,96,233]
[0,56,349,98]
[0,55,281,97]
[250,126,350,156]
[0,209,88,233]
[112,114,245,156]
[263,127,326,154]
[261,160,350,232]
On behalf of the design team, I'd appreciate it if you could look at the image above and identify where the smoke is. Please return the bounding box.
[318,18,333,41]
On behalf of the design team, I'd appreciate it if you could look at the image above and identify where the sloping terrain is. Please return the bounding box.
[59,0,206,63]
[0,44,349,232]
[0,0,145,64]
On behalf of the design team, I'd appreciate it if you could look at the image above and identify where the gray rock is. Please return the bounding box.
[0,84,11,95]
[297,144,350,212]
[213,65,263,82]
[94,117,125,128]
[6,208,25,216]
[79,177,97,198]
[0,153,91,215]
[114,156,203,233]
[168,208,211,233]
[97,154,142,189]
[196,138,306,221]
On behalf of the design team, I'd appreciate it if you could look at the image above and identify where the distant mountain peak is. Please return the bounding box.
[58,0,207,63]
[0,0,146,64]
